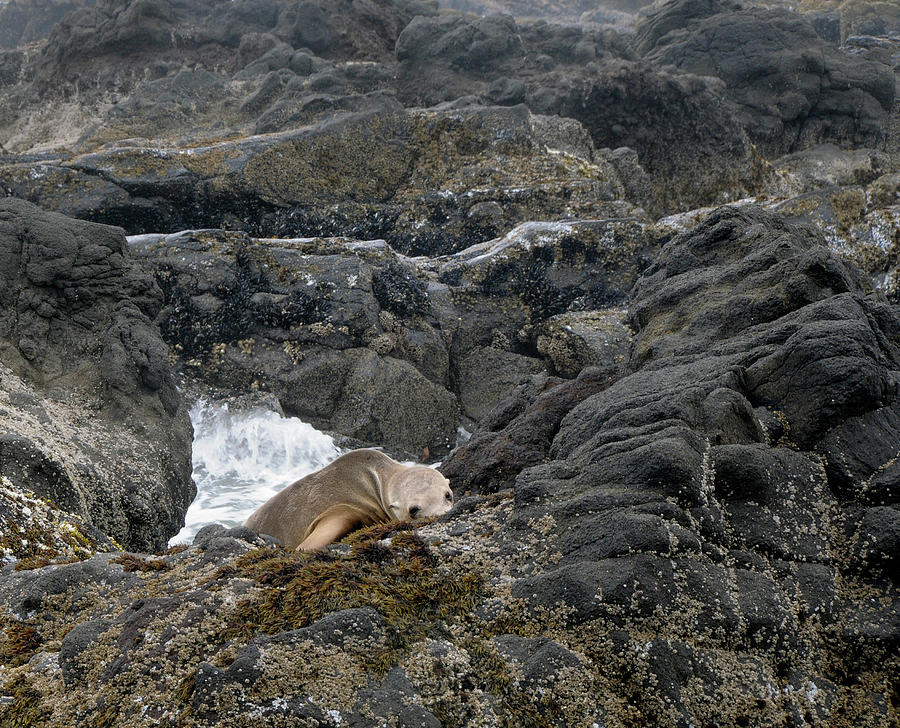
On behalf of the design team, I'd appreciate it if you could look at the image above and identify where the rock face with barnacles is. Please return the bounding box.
[0,198,194,553]
[0,0,898,724]
[0,207,896,727]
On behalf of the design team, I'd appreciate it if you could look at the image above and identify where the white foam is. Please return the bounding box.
[169,399,342,545]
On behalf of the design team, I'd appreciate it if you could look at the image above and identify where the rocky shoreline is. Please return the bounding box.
[0,0,897,725]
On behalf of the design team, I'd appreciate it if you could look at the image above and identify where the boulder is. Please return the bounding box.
[0,105,637,255]
[636,0,895,155]
[447,205,900,722]
[0,198,193,552]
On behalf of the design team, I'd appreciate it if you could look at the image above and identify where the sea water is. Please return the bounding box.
[169,399,342,545]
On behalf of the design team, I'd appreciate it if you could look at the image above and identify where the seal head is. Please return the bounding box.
[385,465,454,522]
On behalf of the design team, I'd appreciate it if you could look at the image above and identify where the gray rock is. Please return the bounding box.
[59,619,112,685]
[636,0,895,155]
[0,198,193,551]
[456,346,546,422]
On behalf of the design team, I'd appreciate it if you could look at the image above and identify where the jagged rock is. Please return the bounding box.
[396,13,768,214]
[534,308,632,377]
[0,207,897,727]
[0,198,193,552]
[0,104,637,255]
[635,0,895,155]
[0,0,95,49]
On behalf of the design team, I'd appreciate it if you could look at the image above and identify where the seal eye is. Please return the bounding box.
[408,506,421,518]
[445,492,453,501]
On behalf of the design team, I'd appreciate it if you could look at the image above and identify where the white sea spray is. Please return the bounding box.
[170,399,341,545]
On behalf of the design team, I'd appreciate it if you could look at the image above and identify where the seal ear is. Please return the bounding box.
[389,502,399,511]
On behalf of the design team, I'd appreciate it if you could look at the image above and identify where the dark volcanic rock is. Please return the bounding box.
[549,60,770,214]
[0,0,94,49]
[448,205,900,723]
[395,14,769,213]
[0,104,639,254]
[30,0,429,92]
[0,197,193,552]
[130,213,650,452]
[0,207,897,727]
[635,0,895,155]
[131,228,461,456]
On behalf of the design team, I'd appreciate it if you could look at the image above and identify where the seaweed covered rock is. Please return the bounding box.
[0,198,193,552]
[0,206,896,726]
[132,214,651,449]
[395,14,768,214]
[445,205,900,724]
[0,104,638,255]
[130,228,460,456]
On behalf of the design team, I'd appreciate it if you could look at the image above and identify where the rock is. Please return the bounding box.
[1,208,898,725]
[774,144,891,192]
[799,0,900,40]
[636,0,895,155]
[396,12,768,214]
[329,349,460,455]
[441,366,617,494]
[1,105,637,255]
[0,474,117,570]
[131,228,461,454]
[0,198,193,552]
[456,346,545,422]
[0,0,96,49]
[534,308,631,377]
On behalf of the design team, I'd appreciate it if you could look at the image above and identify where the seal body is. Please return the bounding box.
[243,448,454,550]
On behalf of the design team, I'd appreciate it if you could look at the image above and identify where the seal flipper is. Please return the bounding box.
[297,504,367,550]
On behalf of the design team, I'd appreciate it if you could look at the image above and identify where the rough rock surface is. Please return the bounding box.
[0,0,892,222]
[0,206,895,727]
[130,215,650,454]
[635,0,896,155]
[0,197,193,552]
[0,0,898,724]
[0,104,641,256]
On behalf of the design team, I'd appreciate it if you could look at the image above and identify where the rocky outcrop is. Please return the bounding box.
[0,206,896,726]
[0,0,92,49]
[395,14,770,213]
[635,0,896,155]
[0,197,193,552]
[130,213,650,454]
[447,204,900,723]
[1,0,892,223]
[0,105,640,254]
[0,0,898,723]
[31,0,431,91]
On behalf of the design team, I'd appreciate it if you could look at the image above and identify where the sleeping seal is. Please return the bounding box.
[243,448,454,550]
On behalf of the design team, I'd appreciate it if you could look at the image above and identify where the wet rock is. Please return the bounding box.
[1,105,635,255]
